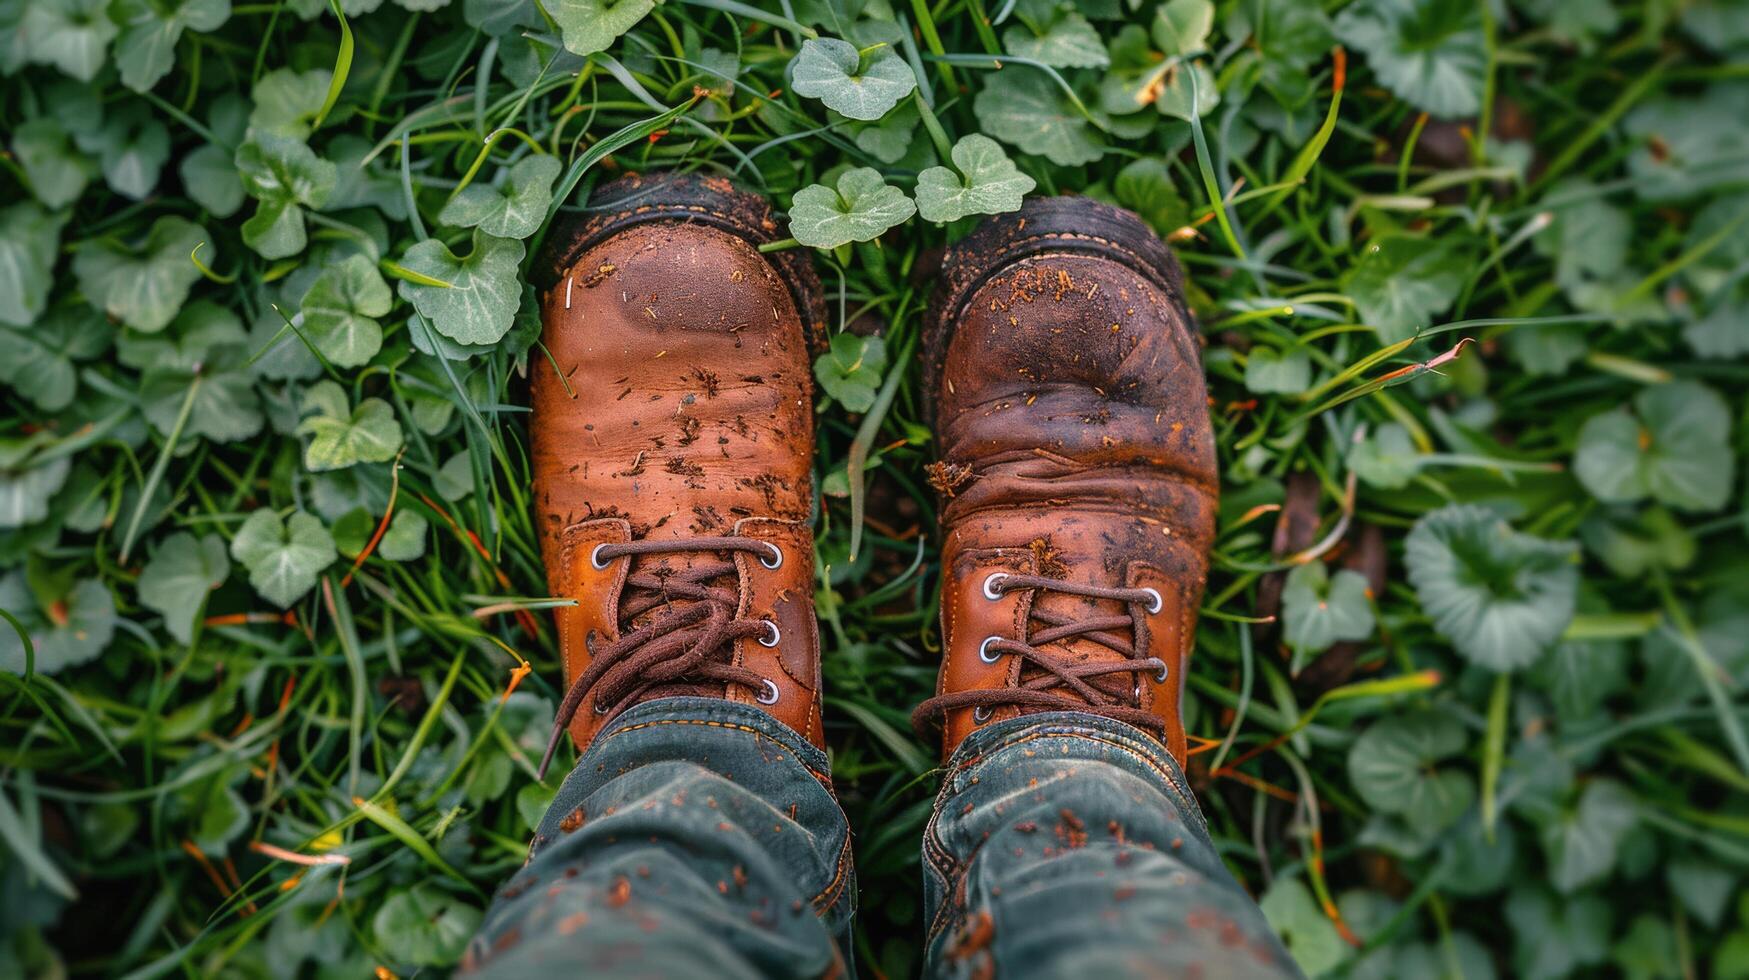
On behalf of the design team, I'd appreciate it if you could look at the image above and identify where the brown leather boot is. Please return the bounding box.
[913,197,1218,764]
[530,174,828,774]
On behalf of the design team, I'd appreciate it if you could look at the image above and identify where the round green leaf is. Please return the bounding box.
[72,215,208,333]
[1405,504,1579,671]
[1002,10,1108,68]
[788,168,915,248]
[976,69,1104,165]
[138,532,230,644]
[437,154,561,240]
[21,0,116,81]
[1348,710,1475,831]
[301,254,392,367]
[297,381,405,471]
[1280,561,1375,653]
[0,202,67,329]
[790,37,917,121]
[1343,236,1467,344]
[230,509,337,607]
[396,230,526,346]
[0,572,116,675]
[1334,0,1485,118]
[813,333,888,411]
[548,0,655,56]
[1574,381,1735,512]
[372,885,482,967]
[914,134,1036,223]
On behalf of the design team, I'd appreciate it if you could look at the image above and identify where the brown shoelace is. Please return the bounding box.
[538,536,781,777]
[911,572,1170,737]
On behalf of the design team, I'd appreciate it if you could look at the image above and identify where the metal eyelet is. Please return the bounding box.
[592,698,610,716]
[1151,658,1170,683]
[758,620,781,647]
[590,544,614,570]
[759,543,783,569]
[1140,587,1164,615]
[972,706,993,724]
[978,636,1003,664]
[756,679,781,705]
[982,572,1008,601]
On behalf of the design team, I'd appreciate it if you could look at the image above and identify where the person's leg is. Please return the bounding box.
[919,711,1298,978]
[915,199,1296,977]
[463,697,853,977]
[469,174,848,975]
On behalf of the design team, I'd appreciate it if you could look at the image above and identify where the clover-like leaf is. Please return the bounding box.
[846,99,918,164]
[1335,0,1485,118]
[914,135,1036,223]
[372,885,482,967]
[1508,887,1612,980]
[1348,422,1420,489]
[1243,345,1311,395]
[1002,9,1107,68]
[788,168,915,248]
[138,532,230,644]
[1624,85,1749,202]
[1095,22,1218,120]
[129,301,265,442]
[396,230,524,346]
[1541,779,1638,894]
[1153,0,1214,56]
[12,119,96,208]
[21,0,117,81]
[1348,710,1474,832]
[1281,561,1375,654]
[1404,504,1579,671]
[0,306,110,411]
[0,454,70,529]
[813,333,887,412]
[298,381,404,471]
[113,0,230,92]
[78,106,171,200]
[1580,506,1695,579]
[549,0,655,56]
[1112,158,1189,236]
[0,203,66,329]
[790,37,917,121]
[437,154,561,240]
[1260,877,1350,977]
[377,509,429,562]
[72,215,207,333]
[236,133,337,259]
[0,572,116,675]
[301,254,392,367]
[1574,381,1734,513]
[249,67,332,140]
[1226,0,1336,108]
[230,509,336,607]
[180,143,246,217]
[976,68,1104,165]
[1343,235,1467,344]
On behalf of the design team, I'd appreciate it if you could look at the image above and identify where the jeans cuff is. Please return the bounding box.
[940,710,1205,833]
[582,695,835,779]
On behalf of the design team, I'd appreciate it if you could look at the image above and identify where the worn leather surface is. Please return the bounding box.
[532,212,823,751]
[928,212,1218,763]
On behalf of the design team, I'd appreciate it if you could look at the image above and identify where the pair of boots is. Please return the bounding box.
[463,174,1297,978]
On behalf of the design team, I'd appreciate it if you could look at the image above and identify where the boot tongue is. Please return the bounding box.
[1017,538,1138,705]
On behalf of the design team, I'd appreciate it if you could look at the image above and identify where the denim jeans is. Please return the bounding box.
[463,698,1299,978]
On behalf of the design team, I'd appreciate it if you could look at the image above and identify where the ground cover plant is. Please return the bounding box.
[3,0,1749,975]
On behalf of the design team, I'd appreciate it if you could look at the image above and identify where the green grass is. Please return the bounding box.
[3,0,1749,977]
